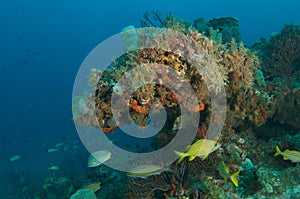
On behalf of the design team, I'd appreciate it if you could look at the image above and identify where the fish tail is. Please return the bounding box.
[274,146,282,157]
[174,151,186,164]
[230,170,240,187]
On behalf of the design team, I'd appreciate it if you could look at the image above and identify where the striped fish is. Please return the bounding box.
[274,146,300,163]
[127,164,173,178]
[174,139,221,164]
[217,161,240,187]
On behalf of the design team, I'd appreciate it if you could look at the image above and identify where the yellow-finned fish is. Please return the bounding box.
[217,161,240,187]
[127,164,173,178]
[82,182,101,193]
[174,139,221,164]
[274,146,300,163]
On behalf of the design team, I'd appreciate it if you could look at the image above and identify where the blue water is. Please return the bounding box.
[0,0,300,198]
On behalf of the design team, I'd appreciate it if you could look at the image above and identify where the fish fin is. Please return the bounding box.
[174,151,186,164]
[283,157,288,160]
[202,154,209,160]
[186,145,191,151]
[167,168,176,174]
[274,146,281,157]
[230,170,240,187]
[224,163,230,173]
[189,156,196,161]
[141,176,148,179]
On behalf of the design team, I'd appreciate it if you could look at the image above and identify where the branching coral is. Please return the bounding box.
[128,161,191,198]
[252,24,300,130]
[128,173,172,198]
[140,10,165,28]
[253,24,300,87]
[206,17,242,44]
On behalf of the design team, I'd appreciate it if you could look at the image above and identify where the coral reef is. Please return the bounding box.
[252,24,300,86]
[2,10,299,199]
[73,16,272,140]
[46,13,300,199]
[206,17,242,44]
[251,24,300,130]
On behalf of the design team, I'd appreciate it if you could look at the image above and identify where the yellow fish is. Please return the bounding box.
[217,161,240,187]
[274,146,300,163]
[174,139,221,164]
[127,164,173,178]
[83,182,101,193]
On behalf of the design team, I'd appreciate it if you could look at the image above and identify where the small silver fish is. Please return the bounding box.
[47,148,59,153]
[48,165,60,171]
[87,150,112,167]
[9,155,21,162]
[55,142,64,148]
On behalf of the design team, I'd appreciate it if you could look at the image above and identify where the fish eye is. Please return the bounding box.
[214,143,218,147]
